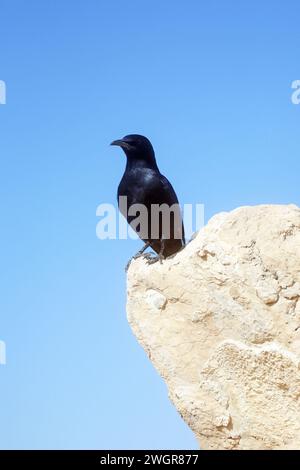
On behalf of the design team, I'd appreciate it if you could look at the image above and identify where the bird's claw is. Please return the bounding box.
[125,259,132,272]
[145,254,164,265]
[142,253,155,261]
[125,252,155,272]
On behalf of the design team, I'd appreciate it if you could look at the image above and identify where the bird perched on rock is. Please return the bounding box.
[111,134,185,268]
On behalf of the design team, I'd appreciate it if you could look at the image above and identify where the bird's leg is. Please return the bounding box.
[146,239,165,265]
[133,241,152,259]
[158,239,165,264]
[125,241,152,272]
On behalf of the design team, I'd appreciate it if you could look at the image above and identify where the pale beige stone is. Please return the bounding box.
[126,205,300,450]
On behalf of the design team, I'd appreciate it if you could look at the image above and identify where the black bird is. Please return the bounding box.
[111,134,185,266]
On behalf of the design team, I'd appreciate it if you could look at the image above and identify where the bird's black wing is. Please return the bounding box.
[150,173,185,241]
[119,168,185,245]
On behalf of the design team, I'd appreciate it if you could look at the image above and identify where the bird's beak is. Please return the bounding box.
[110,139,124,147]
[110,139,130,150]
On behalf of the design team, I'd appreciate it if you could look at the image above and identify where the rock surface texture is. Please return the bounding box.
[127,205,300,450]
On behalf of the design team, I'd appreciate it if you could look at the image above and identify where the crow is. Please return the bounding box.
[111,134,185,267]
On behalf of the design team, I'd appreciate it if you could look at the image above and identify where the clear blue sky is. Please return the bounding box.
[0,0,299,450]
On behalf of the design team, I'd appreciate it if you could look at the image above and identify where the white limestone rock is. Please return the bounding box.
[127,204,300,450]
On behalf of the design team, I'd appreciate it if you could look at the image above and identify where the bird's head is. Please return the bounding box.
[110,134,157,167]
